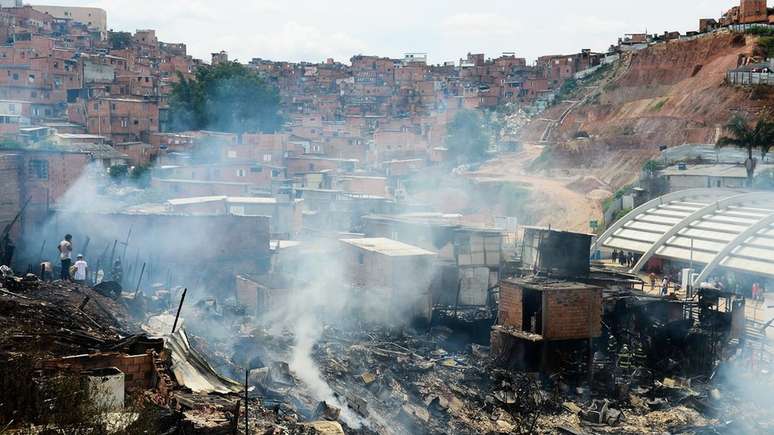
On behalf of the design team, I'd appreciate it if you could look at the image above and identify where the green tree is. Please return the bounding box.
[716,114,774,187]
[130,164,152,188]
[169,61,282,134]
[108,164,128,183]
[446,109,491,162]
[108,31,132,50]
[642,160,661,176]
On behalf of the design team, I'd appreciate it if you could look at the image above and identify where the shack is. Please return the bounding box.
[339,237,436,326]
[492,277,602,372]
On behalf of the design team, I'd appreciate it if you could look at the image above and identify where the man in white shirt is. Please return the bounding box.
[73,254,88,284]
[58,234,72,281]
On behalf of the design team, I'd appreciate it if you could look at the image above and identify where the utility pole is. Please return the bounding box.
[133,262,146,298]
[689,237,694,299]
[171,288,187,334]
[244,369,249,435]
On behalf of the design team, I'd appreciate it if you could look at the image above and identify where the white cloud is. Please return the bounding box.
[218,21,368,64]
[33,0,736,63]
[440,13,516,37]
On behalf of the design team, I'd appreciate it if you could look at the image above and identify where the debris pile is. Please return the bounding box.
[0,279,133,357]
[2,266,774,433]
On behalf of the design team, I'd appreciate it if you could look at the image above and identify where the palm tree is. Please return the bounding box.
[716,115,774,187]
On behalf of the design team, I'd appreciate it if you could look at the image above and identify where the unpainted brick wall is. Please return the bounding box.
[44,352,156,393]
[0,154,22,238]
[498,280,523,329]
[543,288,602,340]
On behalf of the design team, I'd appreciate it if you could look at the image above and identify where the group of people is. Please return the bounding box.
[56,233,125,285]
[611,249,637,268]
[57,234,88,283]
[648,272,673,296]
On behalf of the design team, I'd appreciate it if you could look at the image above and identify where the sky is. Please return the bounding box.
[38,0,736,64]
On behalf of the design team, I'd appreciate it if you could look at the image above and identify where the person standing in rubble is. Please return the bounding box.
[660,276,670,296]
[111,258,123,285]
[649,272,657,291]
[612,249,619,265]
[58,234,73,281]
[73,254,88,285]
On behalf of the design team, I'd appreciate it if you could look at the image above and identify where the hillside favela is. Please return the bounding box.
[1,0,774,433]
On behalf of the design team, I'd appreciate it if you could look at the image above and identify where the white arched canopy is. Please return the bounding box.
[593,189,774,281]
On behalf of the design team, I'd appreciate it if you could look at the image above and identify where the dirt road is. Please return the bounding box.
[465,144,604,232]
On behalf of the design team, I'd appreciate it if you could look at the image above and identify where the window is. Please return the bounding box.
[120,118,128,127]
[358,253,365,265]
[227,150,237,158]
[263,154,272,162]
[12,73,18,80]
[28,74,35,83]
[271,169,281,178]
[8,104,16,114]
[250,166,263,173]
[28,160,48,179]
[236,169,246,177]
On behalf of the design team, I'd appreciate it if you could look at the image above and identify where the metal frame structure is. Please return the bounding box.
[590,189,739,252]
[593,189,774,281]
[630,192,774,273]
[694,213,774,284]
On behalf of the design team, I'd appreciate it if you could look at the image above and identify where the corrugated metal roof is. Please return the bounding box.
[595,189,774,279]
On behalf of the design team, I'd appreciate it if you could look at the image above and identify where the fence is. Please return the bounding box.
[727,23,774,32]
[727,70,774,86]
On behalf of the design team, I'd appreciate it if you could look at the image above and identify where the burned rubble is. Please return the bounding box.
[0,233,768,435]
[0,209,772,435]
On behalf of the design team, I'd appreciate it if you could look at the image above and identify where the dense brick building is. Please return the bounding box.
[0,148,91,232]
[718,0,774,26]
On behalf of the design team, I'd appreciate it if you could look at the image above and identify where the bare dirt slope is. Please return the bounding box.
[466,32,773,231]
[467,143,603,232]
[519,32,771,189]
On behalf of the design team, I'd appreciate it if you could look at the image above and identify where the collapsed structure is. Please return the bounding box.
[3,192,772,434]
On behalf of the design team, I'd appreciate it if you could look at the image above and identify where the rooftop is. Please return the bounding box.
[660,164,769,178]
[166,196,299,206]
[502,277,599,292]
[55,133,107,139]
[58,142,128,160]
[340,237,436,257]
[594,189,774,280]
[167,196,226,206]
[155,178,251,186]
